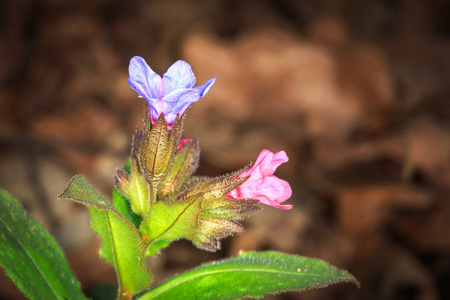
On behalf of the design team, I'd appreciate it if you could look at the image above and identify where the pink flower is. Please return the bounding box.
[227,149,293,210]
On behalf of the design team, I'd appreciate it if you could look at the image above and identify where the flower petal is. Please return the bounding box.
[193,77,216,97]
[162,89,199,124]
[266,203,293,210]
[128,56,161,101]
[162,60,196,95]
[257,150,289,177]
[238,150,289,178]
[256,176,292,202]
[237,176,291,202]
[128,57,216,127]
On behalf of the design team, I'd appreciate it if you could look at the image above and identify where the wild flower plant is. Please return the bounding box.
[0,57,359,300]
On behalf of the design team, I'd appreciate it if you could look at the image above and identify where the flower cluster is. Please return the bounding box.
[128,56,292,211]
[54,56,358,300]
[63,56,293,257]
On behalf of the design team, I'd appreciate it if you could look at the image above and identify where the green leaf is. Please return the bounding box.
[145,240,171,257]
[140,195,203,256]
[58,175,115,210]
[58,175,152,298]
[137,251,359,300]
[0,188,88,300]
[89,207,152,298]
[112,187,142,231]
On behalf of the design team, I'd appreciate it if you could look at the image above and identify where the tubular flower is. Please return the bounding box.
[128,56,216,126]
[227,149,293,210]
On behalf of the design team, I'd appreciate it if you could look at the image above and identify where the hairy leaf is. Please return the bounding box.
[58,175,152,297]
[58,175,114,210]
[89,207,152,297]
[141,195,203,256]
[137,251,359,300]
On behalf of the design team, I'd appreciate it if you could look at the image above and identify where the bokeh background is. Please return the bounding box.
[1,0,450,299]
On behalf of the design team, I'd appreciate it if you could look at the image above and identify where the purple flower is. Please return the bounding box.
[128,56,216,127]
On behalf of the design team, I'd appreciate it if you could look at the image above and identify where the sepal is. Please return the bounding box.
[191,197,260,252]
[179,173,247,202]
[139,113,182,200]
[130,103,150,160]
[202,197,261,220]
[192,215,243,252]
[131,128,144,160]
[158,138,200,200]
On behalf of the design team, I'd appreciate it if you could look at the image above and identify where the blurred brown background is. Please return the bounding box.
[1,0,450,299]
